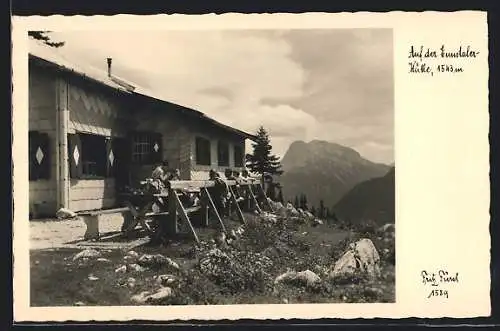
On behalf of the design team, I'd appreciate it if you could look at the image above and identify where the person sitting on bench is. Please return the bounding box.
[209,169,230,218]
[224,168,236,180]
[167,168,181,181]
[150,160,170,191]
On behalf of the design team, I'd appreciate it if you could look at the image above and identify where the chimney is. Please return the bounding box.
[106,58,112,77]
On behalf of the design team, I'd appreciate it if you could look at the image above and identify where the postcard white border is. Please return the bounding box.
[12,11,490,321]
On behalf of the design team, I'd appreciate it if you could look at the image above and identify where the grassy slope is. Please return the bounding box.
[30,214,395,306]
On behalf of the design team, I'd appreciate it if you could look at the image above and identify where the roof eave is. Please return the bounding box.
[29,54,133,94]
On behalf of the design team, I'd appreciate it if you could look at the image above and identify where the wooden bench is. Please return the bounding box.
[78,207,132,240]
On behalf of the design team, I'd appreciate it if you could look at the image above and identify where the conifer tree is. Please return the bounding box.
[246,126,283,186]
[319,199,325,218]
[28,31,65,48]
[311,205,316,216]
[277,187,284,203]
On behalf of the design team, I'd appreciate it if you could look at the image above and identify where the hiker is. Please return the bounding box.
[167,168,181,181]
[209,169,230,217]
[148,160,170,193]
[152,160,169,182]
[231,170,245,203]
[224,168,236,180]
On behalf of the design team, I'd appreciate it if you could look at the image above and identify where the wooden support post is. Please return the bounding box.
[82,215,99,240]
[229,186,246,224]
[122,201,139,234]
[256,183,274,212]
[201,188,226,233]
[245,186,251,211]
[201,192,209,227]
[173,192,200,244]
[248,185,263,213]
[167,189,179,235]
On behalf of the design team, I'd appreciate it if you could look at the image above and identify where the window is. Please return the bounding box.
[132,132,152,163]
[131,131,162,164]
[80,133,107,177]
[217,141,229,167]
[68,132,122,179]
[234,144,244,167]
[195,137,211,166]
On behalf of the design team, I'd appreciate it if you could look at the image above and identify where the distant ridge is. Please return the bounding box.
[333,167,395,225]
[279,140,391,209]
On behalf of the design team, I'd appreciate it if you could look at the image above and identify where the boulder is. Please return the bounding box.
[285,203,300,217]
[330,250,358,279]
[147,287,173,303]
[312,219,324,226]
[127,277,136,288]
[261,213,277,224]
[87,274,99,281]
[97,258,111,263]
[304,211,315,221]
[130,291,151,304]
[353,238,381,278]
[137,254,179,271]
[330,238,381,280]
[296,270,321,286]
[115,265,127,273]
[127,250,139,258]
[156,274,177,287]
[73,248,101,261]
[379,223,395,240]
[128,263,148,272]
[56,208,77,220]
[274,269,321,287]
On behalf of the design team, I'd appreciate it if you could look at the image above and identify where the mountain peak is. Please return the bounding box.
[279,139,391,209]
[281,140,363,172]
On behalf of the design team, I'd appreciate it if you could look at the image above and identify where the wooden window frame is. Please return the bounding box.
[131,132,153,164]
[217,141,229,167]
[234,144,244,168]
[79,133,107,180]
[130,131,162,165]
[195,136,211,166]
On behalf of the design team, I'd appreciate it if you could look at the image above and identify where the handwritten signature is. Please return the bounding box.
[422,270,459,286]
[421,270,459,299]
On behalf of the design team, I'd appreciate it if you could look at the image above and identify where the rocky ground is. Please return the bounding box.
[30,204,395,306]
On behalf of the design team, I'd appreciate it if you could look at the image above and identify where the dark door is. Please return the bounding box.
[112,137,131,193]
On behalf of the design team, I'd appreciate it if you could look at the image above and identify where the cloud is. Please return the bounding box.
[45,29,393,164]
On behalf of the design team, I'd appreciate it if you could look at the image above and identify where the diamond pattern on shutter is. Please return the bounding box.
[35,146,44,165]
[68,133,83,178]
[73,144,80,166]
[105,137,114,178]
[29,131,51,180]
[150,133,163,164]
[109,149,114,166]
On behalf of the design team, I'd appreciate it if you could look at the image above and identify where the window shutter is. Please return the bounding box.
[38,132,51,179]
[105,137,114,177]
[68,133,83,178]
[29,131,51,180]
[150,133,163,164]
[29,131,39,180]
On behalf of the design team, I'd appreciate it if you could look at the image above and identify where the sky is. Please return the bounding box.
[45,29,394,164]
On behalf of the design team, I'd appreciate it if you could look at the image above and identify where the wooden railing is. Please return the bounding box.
[119,177,273,244]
